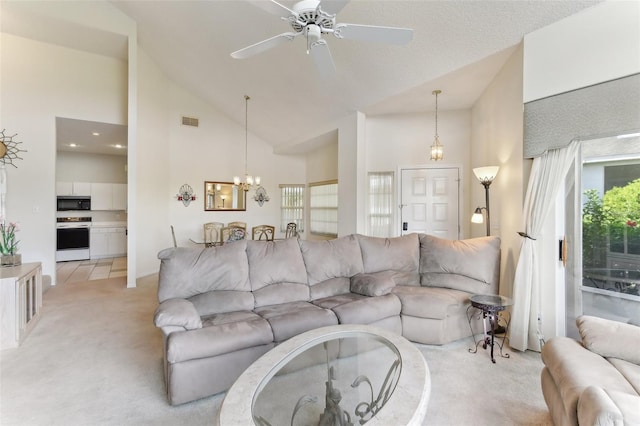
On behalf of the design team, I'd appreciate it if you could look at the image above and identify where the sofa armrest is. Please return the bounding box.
[154,298,202,330]
[578,386,624,426]
[577,315,640,364]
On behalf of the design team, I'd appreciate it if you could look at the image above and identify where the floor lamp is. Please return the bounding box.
[472,166,500,236]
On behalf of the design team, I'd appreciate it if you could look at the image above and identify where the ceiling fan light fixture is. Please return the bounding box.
[430,89,444,161]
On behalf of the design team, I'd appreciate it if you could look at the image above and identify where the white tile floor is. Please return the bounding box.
[56,257,127,285]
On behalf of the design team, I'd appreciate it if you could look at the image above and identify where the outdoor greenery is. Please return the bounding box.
[583,178,640,268]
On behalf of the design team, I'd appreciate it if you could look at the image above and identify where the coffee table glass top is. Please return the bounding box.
[253,333,400,425]
[217,325,431,426]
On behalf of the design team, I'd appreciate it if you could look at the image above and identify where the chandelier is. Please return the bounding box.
[234,95,261,191]
[430,89,444,161]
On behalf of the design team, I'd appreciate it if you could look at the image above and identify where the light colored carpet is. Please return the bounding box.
[0,275,552,426]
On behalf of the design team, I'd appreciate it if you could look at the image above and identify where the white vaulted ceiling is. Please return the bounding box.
[2,0,602,152]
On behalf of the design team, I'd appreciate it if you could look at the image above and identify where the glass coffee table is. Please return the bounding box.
[466,294,512,363]
[217,324,430,426]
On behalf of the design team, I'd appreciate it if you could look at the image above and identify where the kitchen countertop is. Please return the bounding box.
[91,221,127,228]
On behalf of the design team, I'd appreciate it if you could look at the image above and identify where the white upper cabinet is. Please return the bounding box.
[112,184,127,211]
[91,183,127,211]
[56,182,91,196]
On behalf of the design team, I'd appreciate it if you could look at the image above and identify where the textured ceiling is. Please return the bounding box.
[2,0,602,153]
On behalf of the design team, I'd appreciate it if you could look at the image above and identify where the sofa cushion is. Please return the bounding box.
[189,290,255,316]
[154,298,202,330]
[577,386,624,426]
[299,235,364,294]
[577,315,640,365]
[419,234,500,294]
[313,293,401,325]
[357,234,420,282]
[253,301,338,343]
[157,243,250,302]
[607,358,640,395]
[309,277,350,300]
[392,285,471,320]
[246,238,309,307]
[350,271,397,296]
[166,312,272,363]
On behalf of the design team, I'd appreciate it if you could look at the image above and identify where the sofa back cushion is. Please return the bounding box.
[419,234,500,294]
[157,242,250,303]
[246,238,310,307]
[356,233,420,286]
[577,315,640,365]
[299,235,364,299]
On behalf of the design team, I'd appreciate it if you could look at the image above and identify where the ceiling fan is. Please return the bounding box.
[231,0,413,77]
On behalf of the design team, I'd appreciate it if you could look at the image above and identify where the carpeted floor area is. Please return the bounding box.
[0,275,552,426]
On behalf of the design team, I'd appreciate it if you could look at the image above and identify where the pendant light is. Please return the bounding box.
[233,95,260,191]
[430,89,444,161]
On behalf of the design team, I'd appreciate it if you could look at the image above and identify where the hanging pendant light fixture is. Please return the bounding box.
[233,95,260,191]
[430,89,444,161]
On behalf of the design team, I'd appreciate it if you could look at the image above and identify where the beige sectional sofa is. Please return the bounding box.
[541,315,640,426]
[155,233,501,405]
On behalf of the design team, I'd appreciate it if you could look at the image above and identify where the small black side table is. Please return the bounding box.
[467,294,512,363]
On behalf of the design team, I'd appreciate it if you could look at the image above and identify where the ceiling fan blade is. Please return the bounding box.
[320,0,350,15]
[231,32,299,59]
[247,0,294,18]
[310,39,336,78]
[334,23,413,45]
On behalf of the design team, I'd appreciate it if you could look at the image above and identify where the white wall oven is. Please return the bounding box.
[56,217,91,262]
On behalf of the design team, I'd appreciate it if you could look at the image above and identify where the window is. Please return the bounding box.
[280,184,305,233]
[309,180,338,237]
[578,137,640,328]
[367,172,394,237]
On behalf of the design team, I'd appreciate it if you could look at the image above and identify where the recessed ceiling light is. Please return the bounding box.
[69,143,77,147]
[115,144,123,149]
[92,132,100,136]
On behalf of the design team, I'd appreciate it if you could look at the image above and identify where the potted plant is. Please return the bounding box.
[0,220,21,266]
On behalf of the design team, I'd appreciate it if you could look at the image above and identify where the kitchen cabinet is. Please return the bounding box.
[0,263,42,350]
[91,183,127,211]
[56,181,91,196]
[90,227,127,259]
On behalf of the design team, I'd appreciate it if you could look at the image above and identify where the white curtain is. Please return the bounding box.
[510,140,580,352]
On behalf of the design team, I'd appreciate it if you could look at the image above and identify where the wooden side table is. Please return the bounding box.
[0,262,42,350]
[466,294,512,363]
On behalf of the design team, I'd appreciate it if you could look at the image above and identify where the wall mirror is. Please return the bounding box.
[204,181,246,211]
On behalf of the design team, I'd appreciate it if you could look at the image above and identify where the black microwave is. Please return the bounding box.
[57,196,91,211]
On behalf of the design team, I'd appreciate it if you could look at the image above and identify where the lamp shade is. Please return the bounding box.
[473,166,500,185]
[471,207,484,224]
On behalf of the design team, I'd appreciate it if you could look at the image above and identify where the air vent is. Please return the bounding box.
[181,116,199,127]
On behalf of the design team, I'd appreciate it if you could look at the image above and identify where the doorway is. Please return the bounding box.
[55,117,128,285]
[399,167,460,239]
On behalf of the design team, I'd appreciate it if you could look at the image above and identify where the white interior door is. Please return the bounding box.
[400,167,459,239]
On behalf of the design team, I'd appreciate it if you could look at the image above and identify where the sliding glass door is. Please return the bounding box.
[568,134,640,334]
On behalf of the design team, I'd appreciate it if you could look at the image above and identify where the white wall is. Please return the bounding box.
[365,109,472,237]
[0,33,128,283]
[135,49,308,276]
[524,1,640,102]
[470,45,525,297]
[56,152,127,184]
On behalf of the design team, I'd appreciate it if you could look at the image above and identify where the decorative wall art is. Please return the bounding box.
[0,130,26,168]
[254,186,270,207]
[0,130,26,229]
[176,184,196,207]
